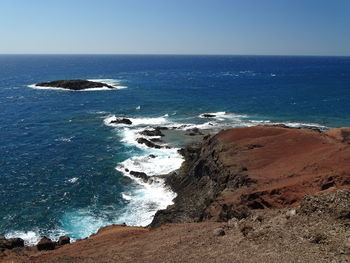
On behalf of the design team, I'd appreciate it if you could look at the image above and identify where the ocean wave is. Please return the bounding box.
[5,230,41,246]
[116,179,176,226]
[5,228,66,246]
[104,115,169,127]
[60,209,113,241]
[117,149,183,177]
[88,79,127,90]
[199,111,248,121]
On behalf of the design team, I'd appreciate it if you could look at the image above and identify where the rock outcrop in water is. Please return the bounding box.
[110,118,133,125]
[35,79,116,91]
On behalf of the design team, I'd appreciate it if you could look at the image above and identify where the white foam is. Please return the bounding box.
[116,179,176,226]
[182,111,327,131]
[88,79,127,90]
[68,177,78,183]
[55,136,74,142]
[103,112,183,227]
[122,193,132,201]
[5,231,41,246]
[199,111,248,121]
[104,115,169,128]
[117,149,183,176]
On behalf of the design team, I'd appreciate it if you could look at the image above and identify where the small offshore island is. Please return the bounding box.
[2,125,350,263]
[35,79,117,91]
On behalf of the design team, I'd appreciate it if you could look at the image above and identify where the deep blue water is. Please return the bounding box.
[1,55,349,243]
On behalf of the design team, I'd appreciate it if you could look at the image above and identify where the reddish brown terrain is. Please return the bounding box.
[211,125,350,215]
[2,126,350,263]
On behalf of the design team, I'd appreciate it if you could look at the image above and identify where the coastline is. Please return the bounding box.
[2,125,350,262]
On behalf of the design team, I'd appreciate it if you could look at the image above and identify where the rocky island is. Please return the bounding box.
[35,79,116,91]
[2,126,350,263]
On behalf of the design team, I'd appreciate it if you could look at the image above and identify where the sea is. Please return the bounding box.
[1,55,349,244]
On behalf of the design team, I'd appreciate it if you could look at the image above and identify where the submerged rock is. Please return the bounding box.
[35,79,116,91]
[185,128,204,136]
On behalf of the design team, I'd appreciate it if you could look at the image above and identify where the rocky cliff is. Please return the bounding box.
[152,126,350,227]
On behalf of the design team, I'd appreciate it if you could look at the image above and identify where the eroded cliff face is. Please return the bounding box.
[152,126,350,227]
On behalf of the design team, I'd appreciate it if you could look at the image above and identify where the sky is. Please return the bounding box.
[0,0,349,55]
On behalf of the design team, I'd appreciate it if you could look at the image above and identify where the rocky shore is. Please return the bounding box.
[152,125,350,226]
[2,126,350,263]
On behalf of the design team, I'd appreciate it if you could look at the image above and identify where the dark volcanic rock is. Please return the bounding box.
[110,118,132,125]
[140,129,165,137]
[36,79,115,91]
[37,237,56,251]
[202,114,216,118]
[129,171,150,183]
[58,236,70,246]
[136,138,162,149]
[0,237,24,250]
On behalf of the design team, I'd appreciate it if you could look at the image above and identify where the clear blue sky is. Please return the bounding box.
[0,0,349,55]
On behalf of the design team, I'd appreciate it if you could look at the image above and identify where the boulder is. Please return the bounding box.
[58,236,70,246]
[0,237,24,249]
[37,237,56,251]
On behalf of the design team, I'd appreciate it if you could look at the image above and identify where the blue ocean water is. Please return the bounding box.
[1,55,350,244]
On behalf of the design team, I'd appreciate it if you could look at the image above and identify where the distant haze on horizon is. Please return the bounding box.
[0,0,349,56]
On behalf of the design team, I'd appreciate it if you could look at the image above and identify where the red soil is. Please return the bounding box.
[214,126,350,211]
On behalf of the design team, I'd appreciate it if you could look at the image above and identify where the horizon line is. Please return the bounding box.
[0,53,349,58]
